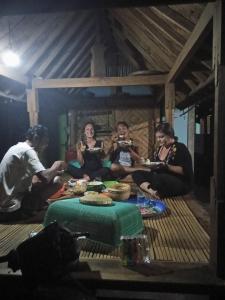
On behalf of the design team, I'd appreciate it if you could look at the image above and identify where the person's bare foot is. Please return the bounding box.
[140,182,159,199]
[83,174,90,181]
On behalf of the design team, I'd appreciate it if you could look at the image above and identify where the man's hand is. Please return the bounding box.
[52,160,67,171]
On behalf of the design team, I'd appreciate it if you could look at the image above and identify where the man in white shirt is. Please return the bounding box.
[0,125,66,221]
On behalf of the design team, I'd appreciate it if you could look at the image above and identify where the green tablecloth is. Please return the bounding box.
[44,198,144,246]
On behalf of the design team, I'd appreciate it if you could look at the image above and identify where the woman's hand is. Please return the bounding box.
[77,141,86,152]
[111,133,118,144]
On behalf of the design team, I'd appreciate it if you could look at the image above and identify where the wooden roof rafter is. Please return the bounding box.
[137,7,186,48]
[16,14,62,58]
[167,2,214,84]
[67,61,91,94]
[22,12,76,74]
[151,5,195,35]
[59,32,95,78]
[113,9,173,69]
[110,11,168,71]
[111,27,141,69]
[34,12,92,78]
[46,16,97,79]
[169,3,205,24]
[126,7,180,58]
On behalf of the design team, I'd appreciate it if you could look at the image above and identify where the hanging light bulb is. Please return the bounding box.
[1,49,20,67]
[1,19,21,68]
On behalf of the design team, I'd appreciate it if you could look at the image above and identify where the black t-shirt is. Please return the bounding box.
[83,140,102,171]
[153,142,194,187]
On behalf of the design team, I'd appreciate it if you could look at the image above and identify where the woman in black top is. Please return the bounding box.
[132,123,193,198]
[67,121,110,181]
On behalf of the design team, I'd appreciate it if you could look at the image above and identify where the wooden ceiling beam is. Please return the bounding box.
[59,33,95,78]
[152,5,195,35]
[114,9,173,69]
[111,11,167,71]
[34,12,91,77]
[191,71,208,83]
[67,53,91,79]
[46,17,96,79]
[32,74,167,89]
[17,14,60,57]
[184,79,197,91]
[167,2,214,83]
[22,12,76,74]
[137,7,186,48]
[112,27,140,69]
[177,72,214,109]
[67,62,91,94]
[128,8,180,57]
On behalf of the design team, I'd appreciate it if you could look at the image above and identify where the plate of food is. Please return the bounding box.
[126,197,166,218]
[80,193,112,206]
[87,147,102,153]
[117,140,133,147]
[142,159,164,168]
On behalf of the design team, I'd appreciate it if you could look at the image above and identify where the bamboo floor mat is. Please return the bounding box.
[0,197,209,267]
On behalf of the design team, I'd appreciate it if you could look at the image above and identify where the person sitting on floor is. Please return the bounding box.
[0,124,67,221]
[109,121,148,179]
[67,121,111,181]
[132,122,194,198]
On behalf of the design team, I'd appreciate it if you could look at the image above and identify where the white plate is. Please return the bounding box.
[117,140,133,146]
[88,181,103,186]
[87,147,102,152]
[143,162,163,167]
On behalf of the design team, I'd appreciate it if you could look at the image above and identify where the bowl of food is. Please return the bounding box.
[87,181,105,192]
[107,183,131,201]
[72,180,87,195]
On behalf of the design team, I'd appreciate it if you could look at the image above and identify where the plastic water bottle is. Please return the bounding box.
[136,188,146,207]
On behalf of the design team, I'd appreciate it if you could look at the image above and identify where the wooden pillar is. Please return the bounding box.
[187,106,195,171]
[165,82,175,126]
[27,89,39,126]
[210,0,225,278]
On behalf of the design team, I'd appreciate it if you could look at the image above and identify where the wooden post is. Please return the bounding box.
[165,82,175,126]
[27,89,39,126]
[210,0,225,278]
[187,106,195,171]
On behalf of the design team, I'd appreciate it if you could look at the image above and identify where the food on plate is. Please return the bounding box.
[84,191,98,196]
[87,147,102,152]
[117,140,133,146]
[88,181,103,186]
[80,193,112,205]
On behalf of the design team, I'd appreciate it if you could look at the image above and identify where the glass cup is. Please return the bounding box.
[120,234,151,266]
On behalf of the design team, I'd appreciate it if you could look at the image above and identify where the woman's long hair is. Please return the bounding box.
[155,122,178,141]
